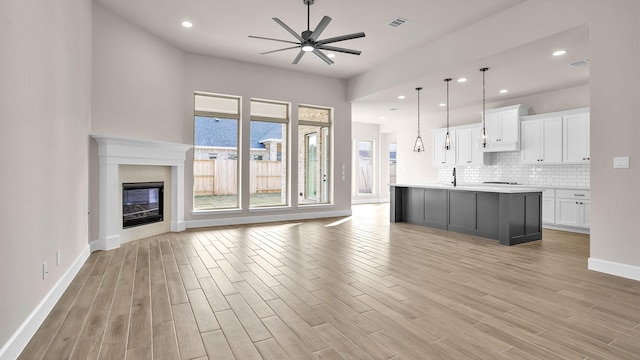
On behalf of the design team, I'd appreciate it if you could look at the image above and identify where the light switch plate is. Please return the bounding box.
[613,156,630,169]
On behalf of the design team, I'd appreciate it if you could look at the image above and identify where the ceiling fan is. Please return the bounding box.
[248,0,365,65]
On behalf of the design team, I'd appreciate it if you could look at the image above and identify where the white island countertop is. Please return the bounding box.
[391,183,544,194]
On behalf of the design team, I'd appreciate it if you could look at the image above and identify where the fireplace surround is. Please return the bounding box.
[92,135,191,250]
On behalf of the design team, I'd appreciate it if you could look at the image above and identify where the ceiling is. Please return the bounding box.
[95,0,589,126]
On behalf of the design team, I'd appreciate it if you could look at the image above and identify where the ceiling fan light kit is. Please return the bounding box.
[248,0,365,65]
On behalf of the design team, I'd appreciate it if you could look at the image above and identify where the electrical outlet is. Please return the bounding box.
[56,250,61,265]
[43,262,49,280]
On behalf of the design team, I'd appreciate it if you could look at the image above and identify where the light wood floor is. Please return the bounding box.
[20,204,640,359]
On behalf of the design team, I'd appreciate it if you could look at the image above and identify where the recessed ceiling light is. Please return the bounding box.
[439,103,446,107]
[499,89,509,94]
[327,53,336,58]
[552,50,567,56]
[397,95,406,100]
[457,78,467,83]
[181,20,193,28]
[380,116,386,120]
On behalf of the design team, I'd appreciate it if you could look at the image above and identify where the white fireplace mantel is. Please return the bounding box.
[92,135,191,250]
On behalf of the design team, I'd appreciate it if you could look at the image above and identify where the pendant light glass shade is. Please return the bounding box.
[413,87,425,152]
[479,67,489,148]
[444,78,452,150]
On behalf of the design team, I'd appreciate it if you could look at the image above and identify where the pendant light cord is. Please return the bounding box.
[480,67,489,147]
[445,78,451,133]
[416,87,422,135]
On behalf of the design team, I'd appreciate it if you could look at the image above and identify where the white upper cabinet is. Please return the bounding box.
[563,110,590,163]
[482,104,529,152]
[456,125,489,166]
[432,129,455,166]
[520,115,563,164]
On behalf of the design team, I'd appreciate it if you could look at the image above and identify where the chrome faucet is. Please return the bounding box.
[452,167,457,187]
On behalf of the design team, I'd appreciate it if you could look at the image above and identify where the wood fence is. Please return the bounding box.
[194,160,283,195]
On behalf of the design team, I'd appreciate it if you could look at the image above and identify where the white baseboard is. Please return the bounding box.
[89,235,120,251]
[588,257,640,282]
[542,224,590,234]
[351,198,389,205]
[0,245,91,360]
[186,209,352,228]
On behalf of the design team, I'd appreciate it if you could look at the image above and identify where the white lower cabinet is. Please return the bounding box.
[555,189,590,228]
[542,189,555,224]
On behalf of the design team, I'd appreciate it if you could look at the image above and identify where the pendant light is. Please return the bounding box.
[413,87,425,152]
[479,67,489,148]
[444,78,452,150]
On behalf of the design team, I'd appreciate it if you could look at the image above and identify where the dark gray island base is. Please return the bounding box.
[390,185,542,246]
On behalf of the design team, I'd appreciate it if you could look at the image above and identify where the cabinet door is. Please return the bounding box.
[563,112,590,163]
[500,110,519,143]
[555,198,580,227]
[542,197,555,224]
[580,200,590,227]
[469,126,488,165]
[432,131,455,166]
[455,128,472,165]
[484,112,502,146]
[521,120,542,164]
[541,116,563,163]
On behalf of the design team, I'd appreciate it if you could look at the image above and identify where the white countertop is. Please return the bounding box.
[391,183,544,194]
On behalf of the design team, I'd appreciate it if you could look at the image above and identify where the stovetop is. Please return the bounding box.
[482,181,521,185]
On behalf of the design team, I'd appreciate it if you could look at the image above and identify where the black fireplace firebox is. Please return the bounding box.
[122,182,164,228]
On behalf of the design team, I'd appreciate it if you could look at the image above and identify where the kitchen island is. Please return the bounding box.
[390,184,543,246]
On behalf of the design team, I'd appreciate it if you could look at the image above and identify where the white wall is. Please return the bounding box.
[395,85,589,185]
[90,5,353,230]
[0,0,92,352]
[91,3,186,143]
[351,0,640,280]
[183,54,352,222]
[588,0,640,280]
[352,122,382,203]
[89,3,187,245]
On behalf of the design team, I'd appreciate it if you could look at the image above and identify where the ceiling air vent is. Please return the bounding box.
[570,59,590,67]
[387,17,408,28]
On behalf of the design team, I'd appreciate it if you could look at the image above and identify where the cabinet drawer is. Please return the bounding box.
[556,189,590,200]
[542,189,555,199]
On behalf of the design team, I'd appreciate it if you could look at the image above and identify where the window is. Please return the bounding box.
[250,99,289,208]
[298,105,331,205]
[358,141,374,194]
[193,93,240,210]
[389,142,397,184]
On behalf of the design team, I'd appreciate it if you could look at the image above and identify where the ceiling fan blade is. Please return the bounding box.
[272,18,304,41]
[317,45,361,55]
[292,50,305,64]
[261,46,301,55]
[249,35,300,45]
[316,32,366,45]
[310,16,332,41]
[313,49,334,65]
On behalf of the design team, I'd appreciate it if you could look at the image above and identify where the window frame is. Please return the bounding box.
[297,104,333,206]
[192,92,242,211]
[249,98,290,209]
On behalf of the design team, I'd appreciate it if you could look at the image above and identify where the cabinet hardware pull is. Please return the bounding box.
[574,194,585,196]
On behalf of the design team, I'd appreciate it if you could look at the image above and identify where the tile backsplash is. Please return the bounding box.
[437,151,590,188]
